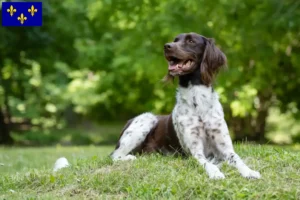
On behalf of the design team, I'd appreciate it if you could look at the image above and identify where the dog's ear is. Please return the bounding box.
[162,73,174,84]
[200,38,227,86]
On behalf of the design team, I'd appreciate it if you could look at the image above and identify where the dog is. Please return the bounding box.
[111,32,261,179]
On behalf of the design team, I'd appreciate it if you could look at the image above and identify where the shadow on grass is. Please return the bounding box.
[11,122,124,146]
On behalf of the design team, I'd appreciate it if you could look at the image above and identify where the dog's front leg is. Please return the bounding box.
[175,116,225,179]
[210,118,261,179]
[190,144,226,180]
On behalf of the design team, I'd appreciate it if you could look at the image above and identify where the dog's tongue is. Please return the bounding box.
[168,64,177,71]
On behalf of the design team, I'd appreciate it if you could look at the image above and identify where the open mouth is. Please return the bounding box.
[166,56,195,75]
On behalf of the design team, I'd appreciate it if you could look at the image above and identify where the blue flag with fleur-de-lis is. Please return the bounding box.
[2,2,42,27]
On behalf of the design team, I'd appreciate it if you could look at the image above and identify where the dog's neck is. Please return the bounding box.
[179,68,207,88]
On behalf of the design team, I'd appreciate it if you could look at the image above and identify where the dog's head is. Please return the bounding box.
[164,32,227,86]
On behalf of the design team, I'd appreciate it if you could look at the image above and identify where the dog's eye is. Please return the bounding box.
[188,39,194,43]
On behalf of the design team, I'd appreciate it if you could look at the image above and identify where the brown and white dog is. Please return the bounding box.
[111,33,261,179]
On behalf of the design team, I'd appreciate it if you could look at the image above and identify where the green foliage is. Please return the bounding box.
[229,85,258,117]
[0,0,300,142]
[267,107,300,144]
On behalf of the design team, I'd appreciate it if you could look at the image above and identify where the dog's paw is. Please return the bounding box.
[113,155,137,161]
[241,169,261,179]
[123,155,137,161]
[206,164,225,180]
[209,171,225,180]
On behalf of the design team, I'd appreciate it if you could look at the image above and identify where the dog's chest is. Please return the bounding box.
[174,85,217,118]
[172,84,220,152]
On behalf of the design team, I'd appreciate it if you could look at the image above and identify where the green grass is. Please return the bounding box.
[1,145,300,199]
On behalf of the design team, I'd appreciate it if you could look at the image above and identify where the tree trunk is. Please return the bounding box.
[252,109,268,143]
[230,91,271,143]
[251,92,271,143]
[0,107,13,144]
[231,116,253,141]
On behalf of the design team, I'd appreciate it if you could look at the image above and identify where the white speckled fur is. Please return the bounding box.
[172,84,261,179]
[111,85,261,179]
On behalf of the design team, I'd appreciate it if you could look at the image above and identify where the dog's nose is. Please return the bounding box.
[164,43,172,49]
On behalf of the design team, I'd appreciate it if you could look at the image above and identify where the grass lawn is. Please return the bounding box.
[1,144,300,199]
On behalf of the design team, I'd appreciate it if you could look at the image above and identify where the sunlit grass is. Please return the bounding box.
[0,145,113,175]
[1,145,300,199]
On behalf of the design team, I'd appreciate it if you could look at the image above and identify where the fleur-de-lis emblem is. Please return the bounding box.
[28,5,38,16]
[7,5,17,16]
[17,13,27,24]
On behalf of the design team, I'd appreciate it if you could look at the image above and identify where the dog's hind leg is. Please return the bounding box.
[110,113,158,161]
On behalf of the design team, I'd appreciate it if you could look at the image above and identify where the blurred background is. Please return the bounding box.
[0,0,300,146]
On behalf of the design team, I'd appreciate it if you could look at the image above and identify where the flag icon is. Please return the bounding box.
[2,2,42,27]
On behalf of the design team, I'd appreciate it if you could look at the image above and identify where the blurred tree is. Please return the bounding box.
[0,0,299,144]
[0,0,84,143]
